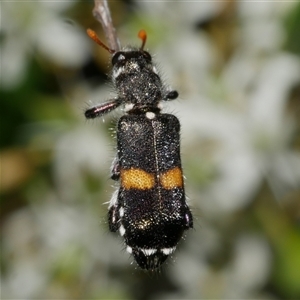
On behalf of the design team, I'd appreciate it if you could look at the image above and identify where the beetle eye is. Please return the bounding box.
[142,51,152,62]
[112,52,125,65]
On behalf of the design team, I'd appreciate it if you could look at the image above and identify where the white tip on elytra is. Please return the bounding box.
[141,248,157,256]
[161,247,176,255]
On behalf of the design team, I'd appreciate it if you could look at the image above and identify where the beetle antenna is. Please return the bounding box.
[138,30,147,51]
[87,29,115,54]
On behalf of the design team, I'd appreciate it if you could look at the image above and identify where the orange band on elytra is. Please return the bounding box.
[160,167,183,189]
[121,168,155,190]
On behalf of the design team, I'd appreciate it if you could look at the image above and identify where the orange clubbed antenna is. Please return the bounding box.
[138,30,147,50]
[87,29,115,54]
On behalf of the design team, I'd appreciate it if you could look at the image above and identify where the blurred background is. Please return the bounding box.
[1,1,300,299]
